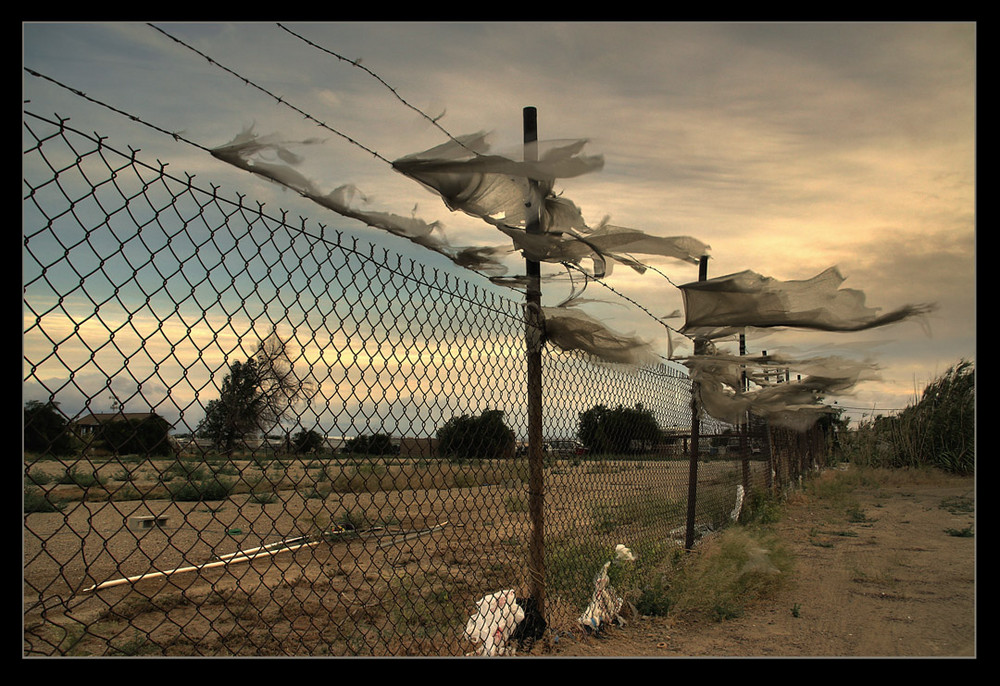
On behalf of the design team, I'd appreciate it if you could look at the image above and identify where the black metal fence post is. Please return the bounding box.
[739,332,751,495]
[685,255,709,550]
[523,106,546,619]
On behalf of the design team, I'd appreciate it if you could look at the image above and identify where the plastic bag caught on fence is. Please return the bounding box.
[542,306,659,366]
[578,545,637,634]
[210,128,513,276]
[684,350,882,431]
[614,544,637,562]
[679,267,934,338]
[464,589,526,656]
[731,484,745,522]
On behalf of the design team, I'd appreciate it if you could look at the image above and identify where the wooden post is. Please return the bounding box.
[685,255,709,550]
[523,106,546,618]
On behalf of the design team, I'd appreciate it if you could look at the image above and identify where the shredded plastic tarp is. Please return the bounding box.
[464,589,526,656]
[211,128,513,276]
[680,267,934,339]
[393,134,710,278]
[210,127,709,359]
[578,549,635,633]
[542,306,659,366]
[684,351,880,430]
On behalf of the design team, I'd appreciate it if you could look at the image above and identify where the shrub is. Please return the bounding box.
[436,410,515,461]
[578,404,662,455]
[98,415,173,456]
[344,433,397,456]
[292,428,325,454]
[168,476,235,502]
[23,400,75,456]
[24,485,64,513]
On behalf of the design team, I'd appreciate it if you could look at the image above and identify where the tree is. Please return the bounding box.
[292,428,325,454]
[198,333,316,456]
[23,400,74,455]
[99,414,173,456]
[252,332,317,427]
[577,403,662,455]
[344,433,397,456]
[199,359,263,455]
[437,409,515,461]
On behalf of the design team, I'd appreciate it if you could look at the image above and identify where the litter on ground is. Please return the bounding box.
[464,589,526,656]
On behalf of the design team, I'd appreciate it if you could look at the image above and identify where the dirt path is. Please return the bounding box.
[544,468,976,658]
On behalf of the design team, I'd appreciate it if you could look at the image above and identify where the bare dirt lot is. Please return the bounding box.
[544,468,976,658]
[25,460,974,657]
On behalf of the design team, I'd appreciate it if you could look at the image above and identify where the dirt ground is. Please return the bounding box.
[543,468,976,658]
[24,461,975,657]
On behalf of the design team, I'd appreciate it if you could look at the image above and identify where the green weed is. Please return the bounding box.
[24,485,64,513]
[944,526,974,538]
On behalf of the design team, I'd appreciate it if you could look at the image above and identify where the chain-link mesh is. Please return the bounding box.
[23,112,821,656]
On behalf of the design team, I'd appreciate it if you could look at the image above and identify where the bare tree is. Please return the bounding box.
[199,331,317,455]
[252,331,317,429]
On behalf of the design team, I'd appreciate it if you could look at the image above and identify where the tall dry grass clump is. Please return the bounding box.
[843,360,974,474]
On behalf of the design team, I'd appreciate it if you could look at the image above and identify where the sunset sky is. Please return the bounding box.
[23,22,976,429]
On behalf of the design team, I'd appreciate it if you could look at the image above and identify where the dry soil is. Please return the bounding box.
[542,467,976,658]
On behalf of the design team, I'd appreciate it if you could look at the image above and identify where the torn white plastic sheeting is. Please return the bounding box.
[542,306,659,366]
[684,351,881,431]
[210,128,511,276]
[395,135,709,277]
[464,589,526,656]
[680,267,934,338]
[731,485,745,522]
[210,128,712,283]
[211,127,712,366]
[391,133,604,228]
[578,561,625,633]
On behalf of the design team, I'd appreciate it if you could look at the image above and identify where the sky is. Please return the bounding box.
[22,21,976,431]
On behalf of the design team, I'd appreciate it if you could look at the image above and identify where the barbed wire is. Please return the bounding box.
[26,24,700,359]
[560,262,689,346]
[147,23,391,166]
[275,22,480,158]
[22,68,213,155]
[150,23,700,308]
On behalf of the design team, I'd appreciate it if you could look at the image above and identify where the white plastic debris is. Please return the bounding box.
[578,560,625,633]
[464,589,525,656]
[614,544,636,562]
[730,484,745,522]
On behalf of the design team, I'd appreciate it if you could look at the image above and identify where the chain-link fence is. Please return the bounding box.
[23,112,823,656]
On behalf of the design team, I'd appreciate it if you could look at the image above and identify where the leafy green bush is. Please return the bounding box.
[98,415,173,456]
[293,428,325,454]
[578,404,661,455]
[343,433,397,456]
